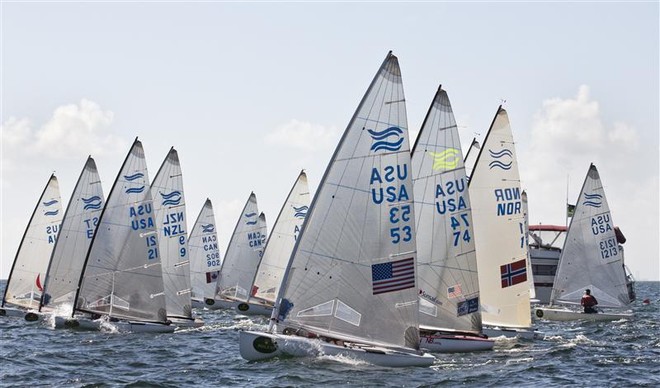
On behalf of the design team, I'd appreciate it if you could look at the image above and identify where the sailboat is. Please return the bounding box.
[411,86,494,352]
[207,193,267,310]
[188,199,222,309]
[239,52,435,367]
[521,190,538,303]
[55,138,174,333]
[1,174,62,321]
[40,157,104,319]
[151,147,202,327]
[240,170,311,316]
[468,107,541,339]
[533,164,634,321]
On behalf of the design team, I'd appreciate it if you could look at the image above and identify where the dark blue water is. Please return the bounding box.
[1,280,658,387]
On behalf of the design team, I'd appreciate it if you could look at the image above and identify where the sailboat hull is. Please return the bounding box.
[419,333,494,353]
[533,307,633,322]
[0,307,44,323]
[482,326,543,340]
[234,301,272,316]
[202,297,238,311]
[168,316,205,328]
[239,331,435,367]
[53,315,176,333]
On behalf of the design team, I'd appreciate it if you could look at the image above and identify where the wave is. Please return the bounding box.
[244,212,257,218]
[44,210,59,216]
[124,173,145,182]
[82,196,101,204]
[489,148,513,158]
[160,190,182,200]
[43,199,59,206]
[371,137,404,152]
[489,160,513,170]
[583,201,602,208]
[367,126,402,140]
[201,224,215,233]
[125,186,145,194]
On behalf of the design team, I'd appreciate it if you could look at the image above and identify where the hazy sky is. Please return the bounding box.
[2,2,658,281]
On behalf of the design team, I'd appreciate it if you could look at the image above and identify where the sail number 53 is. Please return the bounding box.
[390,204,412,244]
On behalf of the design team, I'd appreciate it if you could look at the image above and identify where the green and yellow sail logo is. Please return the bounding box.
[428,149,460,171]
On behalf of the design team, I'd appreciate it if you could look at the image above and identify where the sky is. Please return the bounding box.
[1,1,658,282]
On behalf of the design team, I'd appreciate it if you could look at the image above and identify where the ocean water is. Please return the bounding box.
[1,280,658,387]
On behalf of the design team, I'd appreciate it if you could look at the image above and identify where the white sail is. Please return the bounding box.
[273,52,421,350]
[521,191,537,300]
[2,175,62,310]
[468,107,531,329]
[463,138,481,182]
[550,164,630,308]
[216,194,267,302]
[151,148,192,319]
[188,199,221,301]
[41,157,104,310]
[411,86,481,333]
[251,171,310,305]
[75,138,168,323]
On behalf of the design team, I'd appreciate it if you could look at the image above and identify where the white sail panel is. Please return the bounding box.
[274,53,421,350]
[151,148,192,319]
[216,194,267,302]
[41,157,104,310]
[251,171,310,304]
[411,87,481,333]
[77,139,168,322]
[188,199,221,301]
[469,108,531,328]
[550,164,630,308]
[3,175,62,309]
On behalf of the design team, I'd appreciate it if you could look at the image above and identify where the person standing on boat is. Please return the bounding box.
[581,289,598,313]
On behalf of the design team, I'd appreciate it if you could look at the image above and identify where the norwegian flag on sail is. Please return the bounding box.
[372,257,415,295]
[500,259,527,288]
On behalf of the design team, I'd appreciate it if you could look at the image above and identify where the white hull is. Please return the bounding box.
[235,301,272,316]
[534,307,633,322]
[168,316,205,328]
[482,326,542,340]
[201,297,239,310]
[53,315,175,333]
[0,306,45,323]
[419,333,494,353]
[239,331,435,367]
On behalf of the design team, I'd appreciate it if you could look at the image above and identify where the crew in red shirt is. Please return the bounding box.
[581,289,598,313]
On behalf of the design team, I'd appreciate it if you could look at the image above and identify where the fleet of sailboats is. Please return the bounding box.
[1,52,637,367]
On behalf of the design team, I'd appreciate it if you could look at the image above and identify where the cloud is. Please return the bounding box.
[1,99,125,162]
[519,85,657,280]
[265,119,341,152]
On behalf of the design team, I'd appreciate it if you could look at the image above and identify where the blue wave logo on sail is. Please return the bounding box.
[43,199,59,207]
[368,127,404,153]
[82,195,103,210]
[293,205,309,219]
[125,186,145,194]
[201,224,215,233]
[583,193,603,208]
[429,148,460,171]
[124,173,144,182]
[488,148,513,170]
[160,190,182,206]
[245,212,257,225]
[44,209,59,216]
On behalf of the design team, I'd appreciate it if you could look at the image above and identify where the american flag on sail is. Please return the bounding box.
[447,284,462,298]
[500,259,527,288]
[372,257,415,295]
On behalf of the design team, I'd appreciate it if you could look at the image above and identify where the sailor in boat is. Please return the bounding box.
[581,289,598,313]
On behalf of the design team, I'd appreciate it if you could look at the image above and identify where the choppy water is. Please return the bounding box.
[1,280,658,387]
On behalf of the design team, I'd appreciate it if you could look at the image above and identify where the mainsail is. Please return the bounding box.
[40,157,104,311]
[216,193,267,302]
[250,171,310,305]
[188,199,221,301]
[75,138,168,323]
[550,164,630,308]
[411,86,481,333]
[3,175,62,309]
[151,148,192,319]
[468,107,531,329]
[272,52,421,350]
